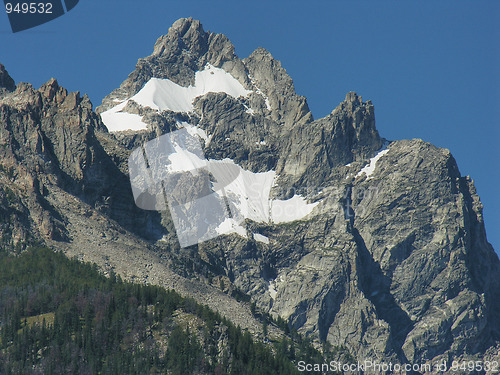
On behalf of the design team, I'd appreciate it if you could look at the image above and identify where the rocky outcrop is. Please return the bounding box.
[97,18,251,113]
[201,139,499,367]
[275,91,383,190]
[0,64,15,97]
[347,139,499,365]
[243,47,313,127]
[97,17,312,133]
[0,78,166,244]
[0,78,106,194]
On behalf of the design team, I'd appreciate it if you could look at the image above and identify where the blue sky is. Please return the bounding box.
[1,1,499,252]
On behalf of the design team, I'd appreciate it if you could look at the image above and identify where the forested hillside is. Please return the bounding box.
[0,247,335,375]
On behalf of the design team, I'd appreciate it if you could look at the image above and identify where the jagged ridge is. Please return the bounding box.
[0,17,499,371]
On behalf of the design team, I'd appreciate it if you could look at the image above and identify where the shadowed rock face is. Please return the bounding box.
[1,18,499,370]
[0,77,164,243]
[0,64,16,96]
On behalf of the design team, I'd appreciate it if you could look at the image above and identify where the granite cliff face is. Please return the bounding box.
[1,18,499,372]
[0,64,16,96]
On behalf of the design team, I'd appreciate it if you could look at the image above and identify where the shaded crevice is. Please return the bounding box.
[318,286,345,342]
[351,226,414,361]
[342,185,413,361]
[342,185,412,360]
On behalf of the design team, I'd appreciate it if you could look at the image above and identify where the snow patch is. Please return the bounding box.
[253,233,269,244]
[178,121,212,145]
[160,147,318,226]
[129,127,320,243]
[355,149,390,180]
[216,217,247,238]
[100,102,148,132]
[268,280,277,299]
[270,195,319,224]
[212,159,317,226]
[264,97,271,111]
[102,65,251,132]
[131,64,251,113]
[167,144,208,173]
[219,161,276,223]
[248,75,271,111]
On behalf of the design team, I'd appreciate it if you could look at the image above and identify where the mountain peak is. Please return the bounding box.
[330,91,374,118]
[169,17,204,35]
[152,17,209,58]
[0,63,16,94]
[39,78,69,104]
[249,47,273,58]
[345,91,362,105]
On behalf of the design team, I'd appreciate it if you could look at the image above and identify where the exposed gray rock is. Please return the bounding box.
[0,78,167,244]
[0,64,15,97]
[275,92,383,191]
[243,47,313,127]
[195,92,281,172]
[347,139,499,365]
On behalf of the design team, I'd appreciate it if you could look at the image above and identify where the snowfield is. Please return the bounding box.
[150,133,318,238]
[101,65,266,132]
[355,148,390,180]
[270,195,319,224]
[101,64,251,133]
[131,65,251,112]
[216,218,247,239]
[166,152,318,227]
[100,102,148,132]
[114,63,319,242]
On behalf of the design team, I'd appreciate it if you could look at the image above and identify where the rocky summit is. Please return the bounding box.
[1,17,499,372]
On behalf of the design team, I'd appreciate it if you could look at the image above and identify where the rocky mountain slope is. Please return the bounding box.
[1,18,499,372]
[0,247,321,374]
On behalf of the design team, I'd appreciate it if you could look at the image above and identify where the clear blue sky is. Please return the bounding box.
[1,1,499,252]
